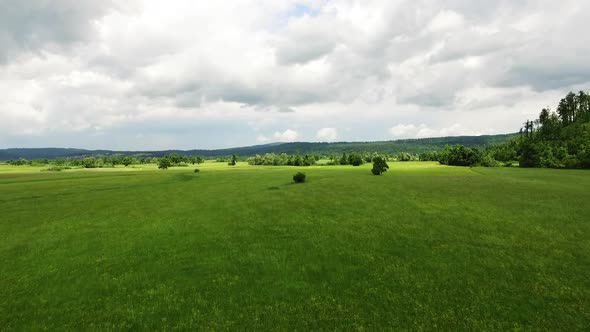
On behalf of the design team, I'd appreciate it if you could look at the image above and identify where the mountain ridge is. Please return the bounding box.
[0,133,517,160]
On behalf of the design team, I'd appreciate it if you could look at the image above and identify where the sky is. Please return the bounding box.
[1,0,589,150]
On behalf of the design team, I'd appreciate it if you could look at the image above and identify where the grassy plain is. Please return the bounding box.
[1,162,589,330]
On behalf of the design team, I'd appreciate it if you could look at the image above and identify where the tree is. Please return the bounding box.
[438,145,482,166]
[371,156,389,175]
[397,152,412,161]
[158,157,171,170]
[339,152,349,165]
[419,151,439,161]
[228,154,237,166]
[519,141,540,168]
[348,152,364,166]
[168,153,184,164]
[121,156,133,167]
[82,157,98,169]
[292,155,303,166]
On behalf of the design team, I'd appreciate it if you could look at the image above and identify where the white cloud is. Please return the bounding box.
[256,134,270,144]
[389,123,495,139]
[316,127,338,142]
[273,129,299,142]
[1,1,590,149]
[389,124,418,137]
[427,10,464,32]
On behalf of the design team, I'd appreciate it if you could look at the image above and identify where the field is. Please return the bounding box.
[1,162,589,330]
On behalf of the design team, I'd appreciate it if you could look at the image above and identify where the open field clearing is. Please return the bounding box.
[1,162,589,330]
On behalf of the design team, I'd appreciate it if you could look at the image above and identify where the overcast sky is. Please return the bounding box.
[1,0,589,150]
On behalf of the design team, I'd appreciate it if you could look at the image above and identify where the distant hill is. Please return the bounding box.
[0,133,516,160]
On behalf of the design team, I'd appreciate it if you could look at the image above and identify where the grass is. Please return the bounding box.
[1,162,589,330]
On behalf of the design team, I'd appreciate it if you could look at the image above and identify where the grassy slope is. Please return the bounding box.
[0,162,589,330]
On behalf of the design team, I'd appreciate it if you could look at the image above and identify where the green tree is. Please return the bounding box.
[82,157,98,169]
[397,152,412,161]
[121,156,133,167]
[228,154,237,166]
[158,157,171,169]
[371,156,389,175]
[339,152,349,165]
[348,152,364,166]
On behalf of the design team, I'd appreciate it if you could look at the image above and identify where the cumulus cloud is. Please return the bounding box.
[389,123,495,139]
[273,129,299,142]
[1,0,589,149]
[316,128,338,142]
[256,134,270,144]
[427,10,464,32]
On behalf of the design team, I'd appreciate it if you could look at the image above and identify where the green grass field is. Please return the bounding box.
[1,162,589,330]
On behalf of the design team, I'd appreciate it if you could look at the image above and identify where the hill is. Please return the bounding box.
[0,133,516,160]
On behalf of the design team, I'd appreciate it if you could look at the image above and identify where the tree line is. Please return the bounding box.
[5,91,587,170]
[493,90,590,168]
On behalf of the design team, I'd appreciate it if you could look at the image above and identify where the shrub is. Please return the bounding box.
[293,172,306,183]
[82,157,98,168]
[419,151,439,161]
[44,166,71,172]
[438,145,482,166]
[371,156,389,175]
[477,154,500,167]
[397,152,412,161]
[348,152,364,166]
[194,168,200,173]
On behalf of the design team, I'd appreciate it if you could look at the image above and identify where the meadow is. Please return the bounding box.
[1,162,589,330]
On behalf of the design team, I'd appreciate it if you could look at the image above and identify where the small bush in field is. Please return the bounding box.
[293,172,306,183]
[194,168,200,173]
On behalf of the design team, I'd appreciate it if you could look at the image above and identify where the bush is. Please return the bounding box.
[371,156,389,175]
[348,152,364,166]
[43,166,71,172]
[194,168,200,173]
[397,152,412,161]
[82,157,98,168]
[293,172,306,183]
[438,145,482,166]
[477,154,500,167]
[419,151,439,161]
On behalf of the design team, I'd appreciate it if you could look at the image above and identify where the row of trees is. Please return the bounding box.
[247,153,320,166]
[492,90,590,168]
[413,91,590,168]
[415,146,499,167]
[246,152,396,167]
[5,153,207,169]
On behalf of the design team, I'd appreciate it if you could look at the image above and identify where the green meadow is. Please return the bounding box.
[1,162,589,330]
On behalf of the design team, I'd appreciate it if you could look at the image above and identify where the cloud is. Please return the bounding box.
[427,10,464,32]
[273,129,299,142]
[389,123,495,139]
[1,1,590,149]
[316,127,338,142]
[256,134,270,144]
[0,1,130,63]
